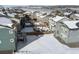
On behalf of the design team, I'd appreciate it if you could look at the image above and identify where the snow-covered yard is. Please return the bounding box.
[16,34,79,54]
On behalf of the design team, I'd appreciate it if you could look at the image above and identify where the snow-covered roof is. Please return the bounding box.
[24,11,32,14]
[25,23,32,26]
[74,14,79,17]
[0,12,5,16]
[64,12,71,15]
[34,11,47,17]
[49,16,65,22]
[8,13,16,17]
[35,13,41,16]
[0,17,13,27]
[41,12,47,15]
[33,11,40,14]
[11,18,20,23]
[40,15,47,18]
[34,22,41,25]
[62,20,79,29]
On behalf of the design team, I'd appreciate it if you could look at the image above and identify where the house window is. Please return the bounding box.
[57,31,59,34]
[60,33,67,40]
[61,26,68,33]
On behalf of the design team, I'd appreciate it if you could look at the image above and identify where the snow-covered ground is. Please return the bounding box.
[16,34,79,54]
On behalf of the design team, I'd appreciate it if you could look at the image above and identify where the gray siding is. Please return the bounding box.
[68,30,79,43]
[55,22,69,43]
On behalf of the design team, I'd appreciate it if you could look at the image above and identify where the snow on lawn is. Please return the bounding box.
[16,34,79,54]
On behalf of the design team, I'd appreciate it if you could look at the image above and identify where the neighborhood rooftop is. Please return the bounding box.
[0,17,13,27]
[74,14,79,17]
[62,20,79,29]
[49,16,66,22]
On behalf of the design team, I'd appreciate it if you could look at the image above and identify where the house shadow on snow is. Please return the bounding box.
[17,34,44,51]
[16,15,46,52]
